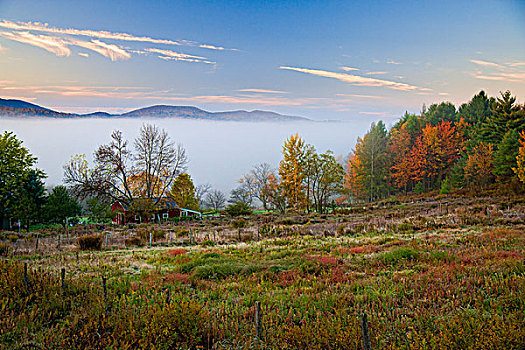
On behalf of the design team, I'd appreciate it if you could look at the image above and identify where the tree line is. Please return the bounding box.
[1,89,524,228]
[346,90,525,201]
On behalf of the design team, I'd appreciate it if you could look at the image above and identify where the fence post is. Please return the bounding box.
[57,234,61,250]
[255,301,262,339]
[24,262,28,289]
[149,231,152,247]
[61,268,65,291]
[105,233,109,248]
[35,234,39,252]
[190,228,194,245]
[102,276,108,317]
[257,227,260,241]
[361,313,371,350]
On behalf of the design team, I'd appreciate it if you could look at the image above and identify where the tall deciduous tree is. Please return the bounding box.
[308,151,344,213]
[204,189,226,211]
[0,131,43,229]
[279,134,307,211]
[64,124,188,210]
[348,121,390,202]
[464,142,494,190]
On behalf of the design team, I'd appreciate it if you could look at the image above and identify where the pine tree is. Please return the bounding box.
[493,130,520,181]
[481,90,523,146]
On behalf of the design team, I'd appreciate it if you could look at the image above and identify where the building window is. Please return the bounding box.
[163,213,169,219]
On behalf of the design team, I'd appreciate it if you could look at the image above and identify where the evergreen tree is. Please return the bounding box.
[493,129,520,181]
[458,90,494,140]
[423,102,458,126]
[481,90,523,146]
[43,186,82,227]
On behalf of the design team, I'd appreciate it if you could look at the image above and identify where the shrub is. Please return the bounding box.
[440,178,450,194]
[77,234,103,250]
[225,202,252,217]
[379,247,420,265]
[231,218,246,229]
[125,235,145,247]
[201,239,215,247]
[167,248,186,256]
[0,242,9,256]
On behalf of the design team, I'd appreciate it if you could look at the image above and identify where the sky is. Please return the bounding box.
[0,0,524,120]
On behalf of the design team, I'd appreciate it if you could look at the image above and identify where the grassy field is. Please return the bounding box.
[1,194,524,349]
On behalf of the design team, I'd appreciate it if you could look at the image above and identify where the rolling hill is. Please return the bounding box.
[0,98,310,122]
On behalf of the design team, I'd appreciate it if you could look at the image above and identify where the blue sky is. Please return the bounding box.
[0,0,523,120]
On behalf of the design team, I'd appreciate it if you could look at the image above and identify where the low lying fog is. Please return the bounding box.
[1,117,378,194]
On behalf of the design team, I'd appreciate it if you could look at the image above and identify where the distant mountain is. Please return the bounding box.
[0,98,311,122]
[0,98,52,111]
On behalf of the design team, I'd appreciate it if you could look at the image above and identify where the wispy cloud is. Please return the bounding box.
[506,61,525,67]
[365,71,388,75]
[0,19,235,51]
[335,93,388,100]
[470,59,504,69]
[359,111,389,115]
[280,66,420,91]
[0,19,235,64]
[475,72,525,82]
[0,30,71,56]
[71,39,131,61]
[341,66,359,71]
[386,59,401,65]
[145,48,214,64]
[470,58,525,83]
[237,89,287,94]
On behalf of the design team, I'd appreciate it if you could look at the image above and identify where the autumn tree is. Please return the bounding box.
[308,151,344,213]
[278,134,307,211]
[464,142,494,190]
[64,124,188,211]
[347,121,390,201]
[238,163,277,210]
[169,173,199,210]
[513,131,525,182]
[344,153,366,202]
[263,173,286,213]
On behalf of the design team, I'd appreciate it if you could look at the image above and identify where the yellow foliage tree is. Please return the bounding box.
[278,134,307,211]
[513,131,525,182]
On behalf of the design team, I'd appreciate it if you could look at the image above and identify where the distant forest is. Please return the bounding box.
[345,90,525,202]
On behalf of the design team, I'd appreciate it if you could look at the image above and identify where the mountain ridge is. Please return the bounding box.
[0,98,311,122]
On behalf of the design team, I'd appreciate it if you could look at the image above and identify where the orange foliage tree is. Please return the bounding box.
[464,142,494,189]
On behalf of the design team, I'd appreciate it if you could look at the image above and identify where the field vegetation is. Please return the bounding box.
[1,193,524,349]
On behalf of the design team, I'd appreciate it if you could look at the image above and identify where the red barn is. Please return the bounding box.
[111,198,201,224]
